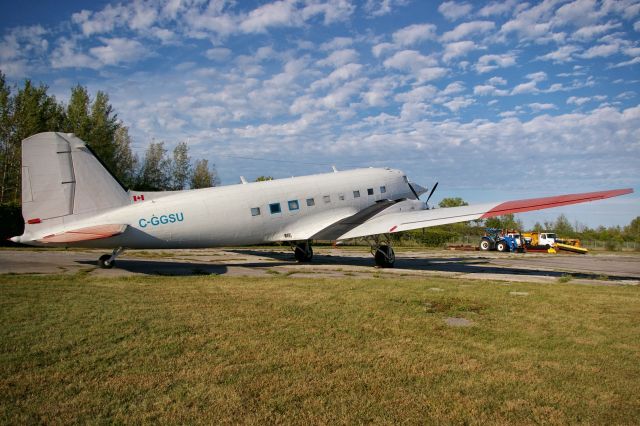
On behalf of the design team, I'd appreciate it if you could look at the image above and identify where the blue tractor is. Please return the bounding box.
[479,228,524,253]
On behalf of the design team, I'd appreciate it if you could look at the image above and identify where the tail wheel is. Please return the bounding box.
[479,239,492,251]
[98,254,115,269]
[294,243,313,262]
[375,245,395,268]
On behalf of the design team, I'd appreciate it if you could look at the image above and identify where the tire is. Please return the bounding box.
[294,243,313,262]
[98,254,115,269]
[374,245,395,268]
[479,238,492,251]
[496,241,508,252]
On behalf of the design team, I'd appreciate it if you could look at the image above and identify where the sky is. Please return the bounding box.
[0,0,639,229]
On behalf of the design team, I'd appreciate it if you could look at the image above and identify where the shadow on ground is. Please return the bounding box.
[232,249,639,282]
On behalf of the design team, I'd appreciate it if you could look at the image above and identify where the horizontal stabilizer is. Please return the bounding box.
[38,224,127,243]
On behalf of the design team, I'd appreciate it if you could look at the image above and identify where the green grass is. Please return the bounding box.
[1,274,639,424]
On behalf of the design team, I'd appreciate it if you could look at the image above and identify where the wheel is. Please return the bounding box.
[374,245,395,268]
[496,241,508,252]
[479,238,492,251]
[98,254,115,269]
[294,243,313,262]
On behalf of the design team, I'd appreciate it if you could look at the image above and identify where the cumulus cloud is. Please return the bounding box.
[572,21,622,40]
[317,49,359,67]
[580,43,620,58]
[478,0,518,17]
[538,44,581,62]
[392,24,437,46]
[442,41,478,62]
[443,96,475,112]
[528,102,557,111]
[89,37,148,66]
[475,53,517,73]
[441,20,496,42]
[567,96,591,105]
[205,47,232,61]
[438,1,473,21]
[442,81,466,95]
[364,0,409,17]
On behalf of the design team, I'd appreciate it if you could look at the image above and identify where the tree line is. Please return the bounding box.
[0,70,217,204]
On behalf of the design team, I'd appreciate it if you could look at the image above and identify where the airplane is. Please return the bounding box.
[10,132,634,269]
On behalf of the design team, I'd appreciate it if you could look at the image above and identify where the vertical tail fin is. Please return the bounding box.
[21,132,130,231]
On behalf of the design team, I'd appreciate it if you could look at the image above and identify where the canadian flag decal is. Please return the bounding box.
[133,195,145,202]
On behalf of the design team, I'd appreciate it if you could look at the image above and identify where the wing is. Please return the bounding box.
[38,224,128,243]
[337,188,633,240]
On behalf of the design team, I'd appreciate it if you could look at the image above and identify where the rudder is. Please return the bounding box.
[21,132,130,229]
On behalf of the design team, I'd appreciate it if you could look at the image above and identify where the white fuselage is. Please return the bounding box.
[23,168,421,249]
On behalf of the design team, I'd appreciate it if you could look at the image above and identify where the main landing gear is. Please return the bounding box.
[292,241,313,262]
[98,247,125,269]
[367,235,395,268]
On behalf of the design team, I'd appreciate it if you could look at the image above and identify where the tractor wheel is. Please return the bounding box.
[496,241,508,252]
[479,238,492,251]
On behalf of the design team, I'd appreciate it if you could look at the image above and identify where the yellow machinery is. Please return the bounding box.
[556,238,588,254]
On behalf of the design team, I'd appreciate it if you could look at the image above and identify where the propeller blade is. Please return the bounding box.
[407,182,420,199]
[425,182,438,205]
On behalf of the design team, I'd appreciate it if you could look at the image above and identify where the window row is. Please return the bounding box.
[250,186,387,216]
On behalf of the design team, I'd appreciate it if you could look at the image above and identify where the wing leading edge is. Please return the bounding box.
[336,188,634,241]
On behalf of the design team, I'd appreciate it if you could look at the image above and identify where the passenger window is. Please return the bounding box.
[306,198,315,207]
[250,207,261,216]
[353,190,360,198]
[288,200,299,211]
[380,186,386,194]
[269,203,281,214]
[323,195,331,203]
[339,193,345,201]
[367,188,374,195]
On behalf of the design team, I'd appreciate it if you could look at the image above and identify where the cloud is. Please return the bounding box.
[580,43,620,58]
[511,81,539,95]
[89,37,149,66]
[473,84,508,96]
[310,63,363,90]
[529,102,557,111]
[383,49,438,71]
[395,85,438,103]
[438,1,473,21]
[553,0,602,27]
[478,0,518,17]
[487,76,507,85]
[364,0,409,17]
[572,21,622,40]
[538,44,581,62]
[475,53,517,73]
[50,37,97,69]
[392,24,437,46]
[567,96,591,105]
[71,4,127,37]
[442,41,478,62]
[443,96,475,112]
[205,47,232,61]
[317,49,359,67]
[239,1,300,33]
[527,71,547,82]
[442,81,466,95]
[441,20,496,42]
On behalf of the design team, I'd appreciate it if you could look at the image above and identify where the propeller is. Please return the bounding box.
[425,182,438,209]
[407,182,420,200]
